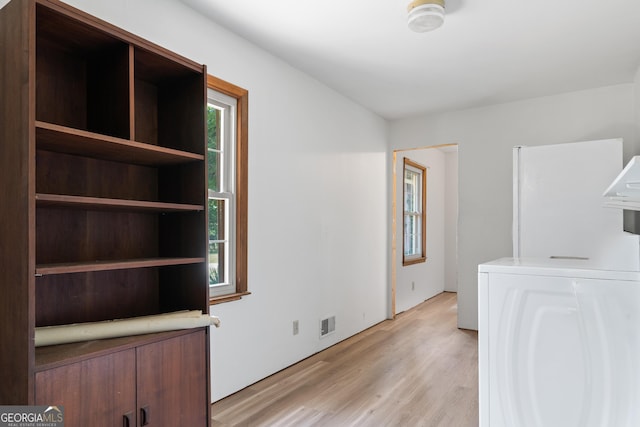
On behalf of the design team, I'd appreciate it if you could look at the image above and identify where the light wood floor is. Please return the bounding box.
[211,292,478,427]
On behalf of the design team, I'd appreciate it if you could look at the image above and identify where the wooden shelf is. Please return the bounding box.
[36,121,204,165]
[35,328,201,372]
[36,257,206,276]
[36,193,204,212]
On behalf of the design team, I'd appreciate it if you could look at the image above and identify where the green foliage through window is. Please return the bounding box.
[207,105,220,192]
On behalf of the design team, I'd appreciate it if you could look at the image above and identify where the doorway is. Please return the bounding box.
[391,144,458,317]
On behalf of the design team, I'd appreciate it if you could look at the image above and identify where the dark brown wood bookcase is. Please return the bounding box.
[0,0,211,425]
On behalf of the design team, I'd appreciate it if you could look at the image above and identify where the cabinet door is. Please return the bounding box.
[487,273,640,427]
[35,349,137,427]
[136,330,208,426]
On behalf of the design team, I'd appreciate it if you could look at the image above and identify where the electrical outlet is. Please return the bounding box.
[293,320,299,335]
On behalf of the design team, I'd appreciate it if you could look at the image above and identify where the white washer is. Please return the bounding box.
[478,258,640,427]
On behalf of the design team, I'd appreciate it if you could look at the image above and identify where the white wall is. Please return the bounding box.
[40,0,390,401]
[444,150,459,292]
[390,84,638,330]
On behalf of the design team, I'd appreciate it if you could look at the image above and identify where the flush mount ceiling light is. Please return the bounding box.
[407,0,445,33]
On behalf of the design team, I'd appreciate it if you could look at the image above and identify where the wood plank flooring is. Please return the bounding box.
[211,292,478,427]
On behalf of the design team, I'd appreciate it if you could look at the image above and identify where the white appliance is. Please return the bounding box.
[513,139,639,270]
[479,140,640,427]
[478,259,640,427]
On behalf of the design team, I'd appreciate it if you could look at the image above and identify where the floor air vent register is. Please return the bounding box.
[320,315,336,337]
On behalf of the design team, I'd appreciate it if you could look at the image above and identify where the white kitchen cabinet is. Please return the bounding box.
[479,258,640,427]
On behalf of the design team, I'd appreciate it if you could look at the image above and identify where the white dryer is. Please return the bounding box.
[478,258,640,427]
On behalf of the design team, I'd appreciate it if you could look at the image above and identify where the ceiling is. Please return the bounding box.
[180,0,640,120]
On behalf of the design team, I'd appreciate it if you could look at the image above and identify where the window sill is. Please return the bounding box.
[403,256,426,266]
[210,291,251,305]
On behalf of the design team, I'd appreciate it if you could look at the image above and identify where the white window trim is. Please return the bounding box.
[208,90,237,298]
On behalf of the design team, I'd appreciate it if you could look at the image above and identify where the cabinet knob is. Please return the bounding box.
[123,412,133,427]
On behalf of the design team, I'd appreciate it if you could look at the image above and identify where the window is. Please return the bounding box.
[403,158,426,265]
[207,75,248,303]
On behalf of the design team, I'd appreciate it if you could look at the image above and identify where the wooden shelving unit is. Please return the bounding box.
[0,0,211,425]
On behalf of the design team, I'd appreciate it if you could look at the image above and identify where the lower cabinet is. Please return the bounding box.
[35,329,208,427]
[35,348,136,425]
[136,330,208,426]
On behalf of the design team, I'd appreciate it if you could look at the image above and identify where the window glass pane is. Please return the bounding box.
[404,168,419,212]
[209,242,225,286]
[207,105,220,150]
[208,105,221,192]
[404,216,411,256]
[208,150,220,193]
[404,214,422,256]
[208,199,224,240]
[209,198,226,285]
